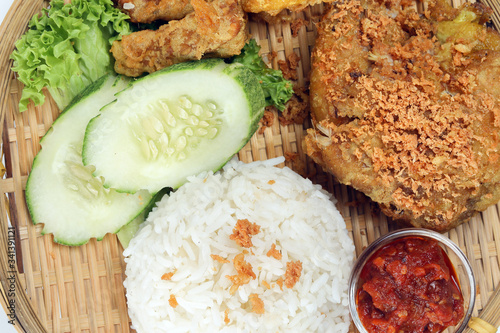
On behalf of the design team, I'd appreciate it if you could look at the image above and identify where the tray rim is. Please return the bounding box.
[0,0,499,332]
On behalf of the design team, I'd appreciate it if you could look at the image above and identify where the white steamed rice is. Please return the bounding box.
[124,157,355,332]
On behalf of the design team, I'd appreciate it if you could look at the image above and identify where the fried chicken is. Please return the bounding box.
[115,0,193,23]
[111,0,248,77]
[241,0,333,16]
[305,0,500,231]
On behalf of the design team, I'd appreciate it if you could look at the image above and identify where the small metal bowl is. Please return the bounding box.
[348,228,476,333]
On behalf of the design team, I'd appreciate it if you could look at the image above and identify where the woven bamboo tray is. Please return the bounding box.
[1,0,500,332]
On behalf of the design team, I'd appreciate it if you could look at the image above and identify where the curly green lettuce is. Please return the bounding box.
[11,0,131,112]
[229,39,293,111]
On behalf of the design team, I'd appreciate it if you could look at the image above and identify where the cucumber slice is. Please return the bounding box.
[26,74,153,246]
[117,187,170,249]
[82,59,266,193]
[117,213,144,249]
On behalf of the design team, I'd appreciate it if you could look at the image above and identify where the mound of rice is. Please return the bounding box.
[124,157,355,332]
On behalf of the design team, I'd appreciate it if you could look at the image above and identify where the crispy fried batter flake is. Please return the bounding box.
[224,309,230,324]
[284,151,313,178]
[285,151,299,162]
[266,243,282,260]
[291,18,308,37]
[226,252,256,294]
[249,293,266,314]
[229,219,261,248]
[284,260,303,289]
[169,294,178,308]
[278,53,301,81]
[279,86,310,126]
[258,108,275,134]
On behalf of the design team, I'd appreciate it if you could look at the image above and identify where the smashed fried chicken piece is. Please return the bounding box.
[249,293,265,314]
[242,0,333,16]
[111,0,248,77]
[284,260,302,288]
[116,0,193,23]
[306,0,500,231]
[226,252,256,294]
[230,219,261,248]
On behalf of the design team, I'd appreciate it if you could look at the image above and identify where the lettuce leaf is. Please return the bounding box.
[10,0,131,112]
[229,39,293,111]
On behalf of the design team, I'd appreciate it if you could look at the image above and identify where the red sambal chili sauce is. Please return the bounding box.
[356,236,465,333]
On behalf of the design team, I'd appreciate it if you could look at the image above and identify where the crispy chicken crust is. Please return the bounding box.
[111,0,248,77]
[306,0,500,231]
[115,0,193,23]
[241,0,333,16]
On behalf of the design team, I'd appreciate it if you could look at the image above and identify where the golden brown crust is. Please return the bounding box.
[241,0,333,16]
[111,0,248,77]
[306,0,500,231]
[115,0,193,23]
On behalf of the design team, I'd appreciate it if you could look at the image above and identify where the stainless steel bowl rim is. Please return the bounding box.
[348,228,476,333]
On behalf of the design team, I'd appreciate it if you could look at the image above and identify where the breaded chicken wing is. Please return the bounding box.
[111,0,248,77]
[306,0,500,231]
[115,0,193,23]
[241,0,333,16]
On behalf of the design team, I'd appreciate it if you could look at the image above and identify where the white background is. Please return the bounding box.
[1,0,29,332]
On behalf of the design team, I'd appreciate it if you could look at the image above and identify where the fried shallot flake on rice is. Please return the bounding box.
[266,243,282,260]
[226,251,257,294]
[229,219,261,248]
[284,260,303,288]
[161,270,176,281]
[249,293,266,314]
